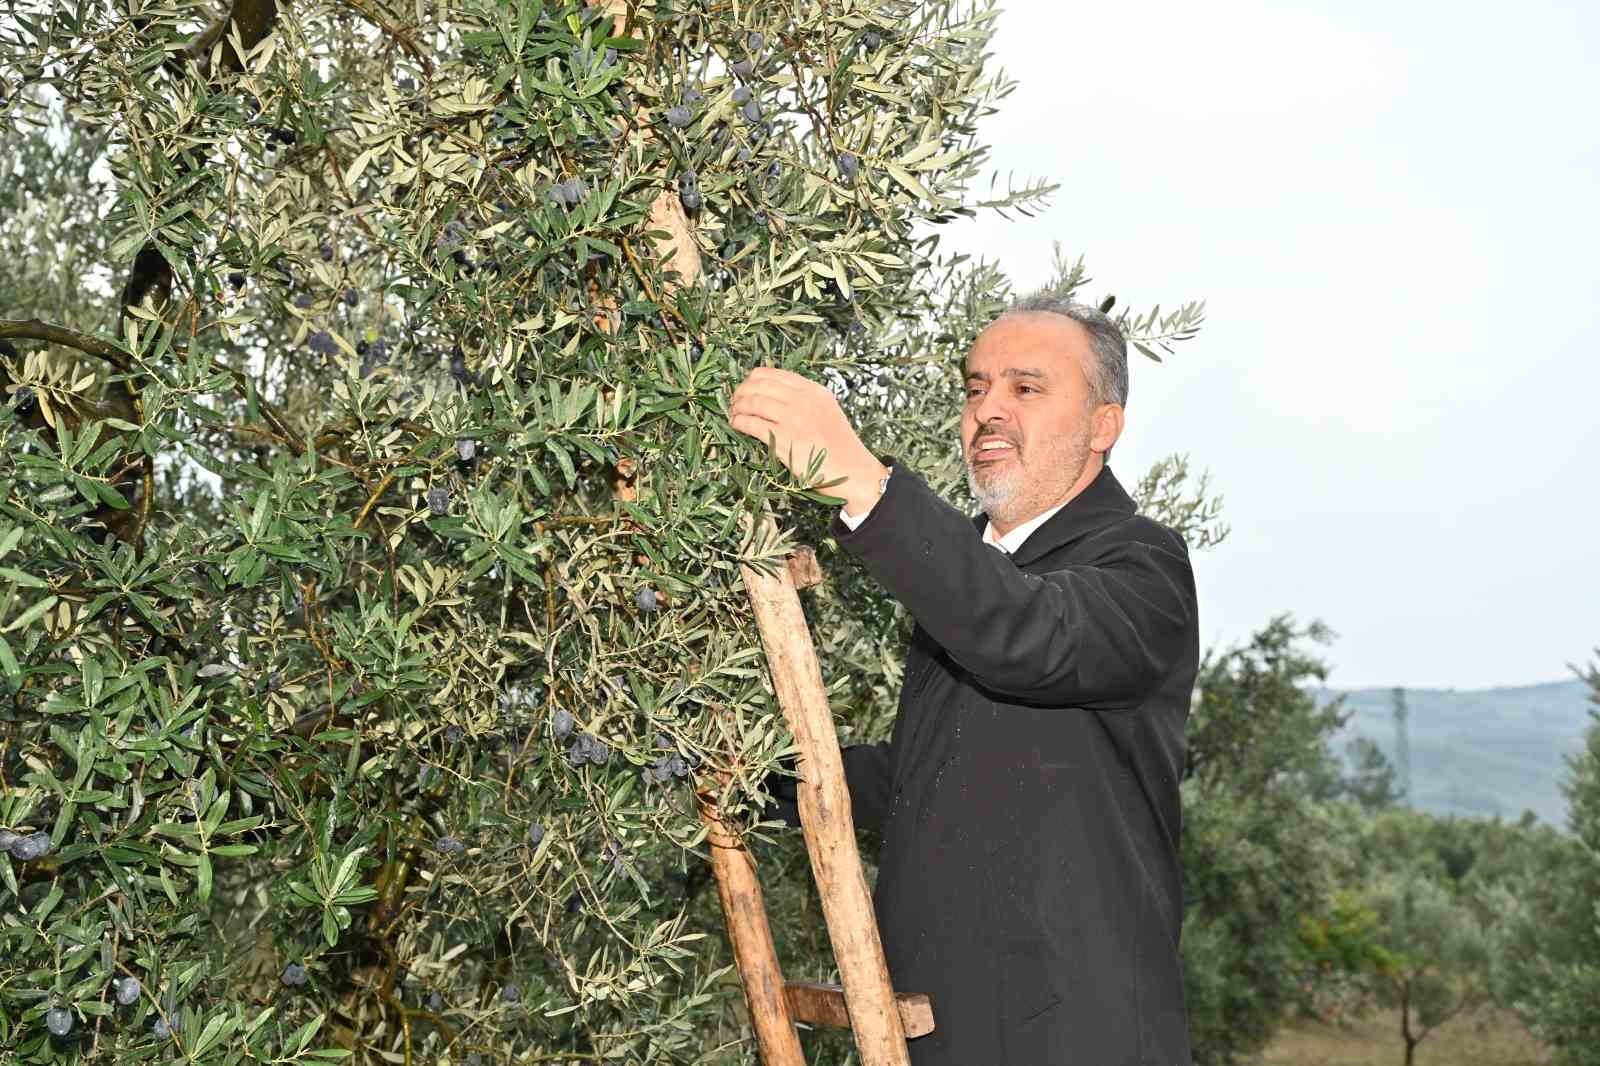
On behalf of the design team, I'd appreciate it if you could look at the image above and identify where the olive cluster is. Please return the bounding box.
[565,732,611,767]
[34,975,148,1040]
[0,828,51,861]
[641,734,699,784]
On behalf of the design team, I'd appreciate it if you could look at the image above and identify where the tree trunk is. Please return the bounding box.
[1400,981,1418,1066]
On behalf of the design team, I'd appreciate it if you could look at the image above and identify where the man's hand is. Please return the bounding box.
[727,367,888,516]
[759,752,803,829]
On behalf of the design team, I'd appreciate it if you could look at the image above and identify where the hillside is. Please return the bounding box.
[1312,679,1595,828]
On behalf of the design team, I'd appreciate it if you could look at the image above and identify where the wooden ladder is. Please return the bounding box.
[692,519,934,1065]
[613,456,931,1062]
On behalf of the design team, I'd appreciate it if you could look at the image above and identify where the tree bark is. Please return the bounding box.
[1400,982,1417,1066]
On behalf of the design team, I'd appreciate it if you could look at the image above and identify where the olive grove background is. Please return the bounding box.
[0,1,1216,1062]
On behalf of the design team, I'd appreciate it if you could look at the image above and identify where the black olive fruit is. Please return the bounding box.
[448,348,477,387]
[552,708,575,741]
[566,732,610,767]
[9,831,51,861]
[677,170,701,212]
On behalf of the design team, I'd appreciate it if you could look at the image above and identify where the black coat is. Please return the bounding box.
[819,459,1199,1066]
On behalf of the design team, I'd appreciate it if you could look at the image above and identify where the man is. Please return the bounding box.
[728,292,1199,1065]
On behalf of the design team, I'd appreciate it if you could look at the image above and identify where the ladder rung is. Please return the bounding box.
[783,980,935,1039]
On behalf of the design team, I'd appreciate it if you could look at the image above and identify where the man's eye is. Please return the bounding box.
[965,385,1036,397]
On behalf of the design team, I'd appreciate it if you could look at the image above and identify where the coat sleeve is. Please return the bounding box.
[840,741,894,833]
[829,462,1196,708]
[763,742,895,833]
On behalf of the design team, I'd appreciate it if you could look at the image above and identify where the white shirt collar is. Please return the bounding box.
[982,500,1069,556]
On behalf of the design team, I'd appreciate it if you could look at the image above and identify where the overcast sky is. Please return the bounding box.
[935,0,1600,691]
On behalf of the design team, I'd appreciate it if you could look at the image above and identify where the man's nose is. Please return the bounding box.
[972,392,1014,431]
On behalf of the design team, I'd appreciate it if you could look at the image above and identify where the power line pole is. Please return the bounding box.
[1391,686,1411,808]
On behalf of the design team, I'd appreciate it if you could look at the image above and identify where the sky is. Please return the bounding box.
[934,0,1600,691]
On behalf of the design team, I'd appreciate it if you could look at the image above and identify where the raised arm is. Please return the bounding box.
[829,461,1196,708]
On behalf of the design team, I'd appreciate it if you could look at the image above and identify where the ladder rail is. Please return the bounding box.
[737,521,915,1066]
[692,780,807,1065]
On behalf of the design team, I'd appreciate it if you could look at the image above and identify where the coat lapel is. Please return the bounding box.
[968,464,1137,569]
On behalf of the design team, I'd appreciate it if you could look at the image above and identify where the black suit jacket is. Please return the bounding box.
[822,459,1198,1066]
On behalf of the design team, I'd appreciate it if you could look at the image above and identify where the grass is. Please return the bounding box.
[1258,1006,1551,1066]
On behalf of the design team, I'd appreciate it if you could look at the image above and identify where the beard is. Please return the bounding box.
[964,418,1094,529]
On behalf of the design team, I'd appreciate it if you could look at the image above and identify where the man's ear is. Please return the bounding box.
[1092,404,1125,455]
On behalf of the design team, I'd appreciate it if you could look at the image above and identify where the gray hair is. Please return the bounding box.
[999,291,1129,411]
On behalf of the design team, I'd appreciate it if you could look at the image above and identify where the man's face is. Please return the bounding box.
[961,311,1118,532]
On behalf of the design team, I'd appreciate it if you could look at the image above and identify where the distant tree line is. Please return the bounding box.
[1177,619,1600,1066]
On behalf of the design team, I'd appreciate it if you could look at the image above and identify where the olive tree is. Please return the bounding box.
[1178,614,1352,1065]
[1364,868,1491,1066]
[1488,648,1600,1065]
[0,1,1206,1062]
